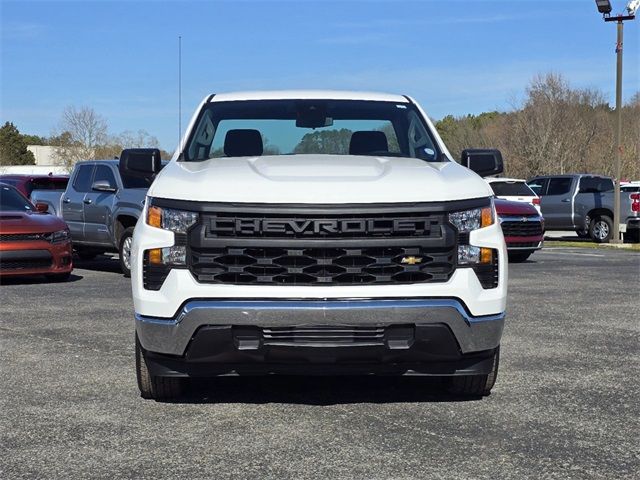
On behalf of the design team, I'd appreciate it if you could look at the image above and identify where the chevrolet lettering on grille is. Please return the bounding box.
[209,218,434,237]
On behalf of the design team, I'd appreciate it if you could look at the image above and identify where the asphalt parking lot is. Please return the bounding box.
[1,248,639,479]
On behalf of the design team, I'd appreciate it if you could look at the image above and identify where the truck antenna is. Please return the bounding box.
[178,35,182,148]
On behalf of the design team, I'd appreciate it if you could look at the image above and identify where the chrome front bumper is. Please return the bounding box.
[135,298,505,356]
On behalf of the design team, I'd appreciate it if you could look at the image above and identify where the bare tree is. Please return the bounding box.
[436,73,639,180]
[52,106,108,170]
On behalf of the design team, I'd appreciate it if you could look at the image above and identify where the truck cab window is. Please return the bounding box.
[93,165,117,190]
[546,178,572,196]
[73,165,95,193]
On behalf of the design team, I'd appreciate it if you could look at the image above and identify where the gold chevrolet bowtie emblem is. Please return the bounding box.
[401,256,423,265]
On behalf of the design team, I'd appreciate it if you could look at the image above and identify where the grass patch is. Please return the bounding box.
[545,240,640,251]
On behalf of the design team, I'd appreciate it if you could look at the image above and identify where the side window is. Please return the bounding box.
[73,165,95,193]
[527,179,547,196]
[31,178,69,191]
[579,176,614,193]
[93,165,117,190]
[546,178,572,196]
[407,111,437,160]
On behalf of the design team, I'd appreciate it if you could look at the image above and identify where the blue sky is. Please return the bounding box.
[1,0,638,151]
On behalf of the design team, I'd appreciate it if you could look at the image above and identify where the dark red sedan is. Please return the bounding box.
[494,198,544,263]
[0,183,73,280]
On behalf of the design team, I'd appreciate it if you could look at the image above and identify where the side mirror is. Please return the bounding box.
[35,202,49,213]
[460,149,504,178]
[92,180,117,193]
[119,148,162,179]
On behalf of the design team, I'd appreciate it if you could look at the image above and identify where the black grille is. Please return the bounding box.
[190,246,455,285]
[0,232,53,242]
[230,324,415,348]
[500,219,543,237]
[187,206,458,286]
[0,256,52,271]
[262,326,386,347]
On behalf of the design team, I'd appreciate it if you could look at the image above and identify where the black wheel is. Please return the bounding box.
[118,227,135,277]
[575,230,590,239]
[136,335,185,401]
[623,230,640,243]
[76,248,99,260]
[589,215,613,243]
[48,272,71,282]
[508,251,533,263]
[448,347,499,397]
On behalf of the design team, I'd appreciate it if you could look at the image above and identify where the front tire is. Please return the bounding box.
[623,230,639,243]
[448,347,499,397]
[136,335,185,401]
[118,227,135,277]
[589,215,613,243]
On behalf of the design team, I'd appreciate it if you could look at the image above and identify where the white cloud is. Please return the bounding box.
[0,21,45,40]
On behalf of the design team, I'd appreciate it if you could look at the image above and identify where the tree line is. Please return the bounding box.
[1,73,638,179]
[0,106,172,170]
[435,73,639,180]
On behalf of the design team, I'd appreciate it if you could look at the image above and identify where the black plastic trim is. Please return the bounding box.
[150,197,491,214]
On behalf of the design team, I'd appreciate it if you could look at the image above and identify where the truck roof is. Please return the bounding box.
[528,173,613,180]
[209,90,410,103]
[74,159,119,166]
[485,177,527,183]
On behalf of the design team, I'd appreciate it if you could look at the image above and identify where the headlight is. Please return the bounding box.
[146,203,198,267]
[448,206,494,233]
[449,204,496,271]
[50,229,70,244]
[147,205,198,233]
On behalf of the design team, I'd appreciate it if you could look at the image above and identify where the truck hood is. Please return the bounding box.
[149,154,494,204]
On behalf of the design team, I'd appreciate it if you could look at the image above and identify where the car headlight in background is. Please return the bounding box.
[146,204,198,266]
[50,228,71,244]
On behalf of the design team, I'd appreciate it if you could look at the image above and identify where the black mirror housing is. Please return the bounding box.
[460,149,504,177]
[119,148,162,179]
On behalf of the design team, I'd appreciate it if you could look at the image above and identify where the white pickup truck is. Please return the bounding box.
[125,91,508,400]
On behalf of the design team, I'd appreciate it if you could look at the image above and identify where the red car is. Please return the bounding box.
[494,198,544,263]
[0,183,73,280]
[0,174,69,199]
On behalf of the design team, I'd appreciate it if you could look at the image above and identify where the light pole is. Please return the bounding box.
[594,0,637,243]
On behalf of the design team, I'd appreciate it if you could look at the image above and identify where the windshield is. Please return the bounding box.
[490,181,536,196]
[0,185,33,212]
[184,99,441,162]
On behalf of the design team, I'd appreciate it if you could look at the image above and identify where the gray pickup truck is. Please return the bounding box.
[526,174,639,243]
[31,151,162,274]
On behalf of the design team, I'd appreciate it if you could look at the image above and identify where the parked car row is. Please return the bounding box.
[527,174,639,243]
[1,163,636,281]
[485,174,640,244]
[1,152,163,280]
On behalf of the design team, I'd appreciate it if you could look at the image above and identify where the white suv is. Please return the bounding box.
[485,177,541,214]
[126,91,508,400]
